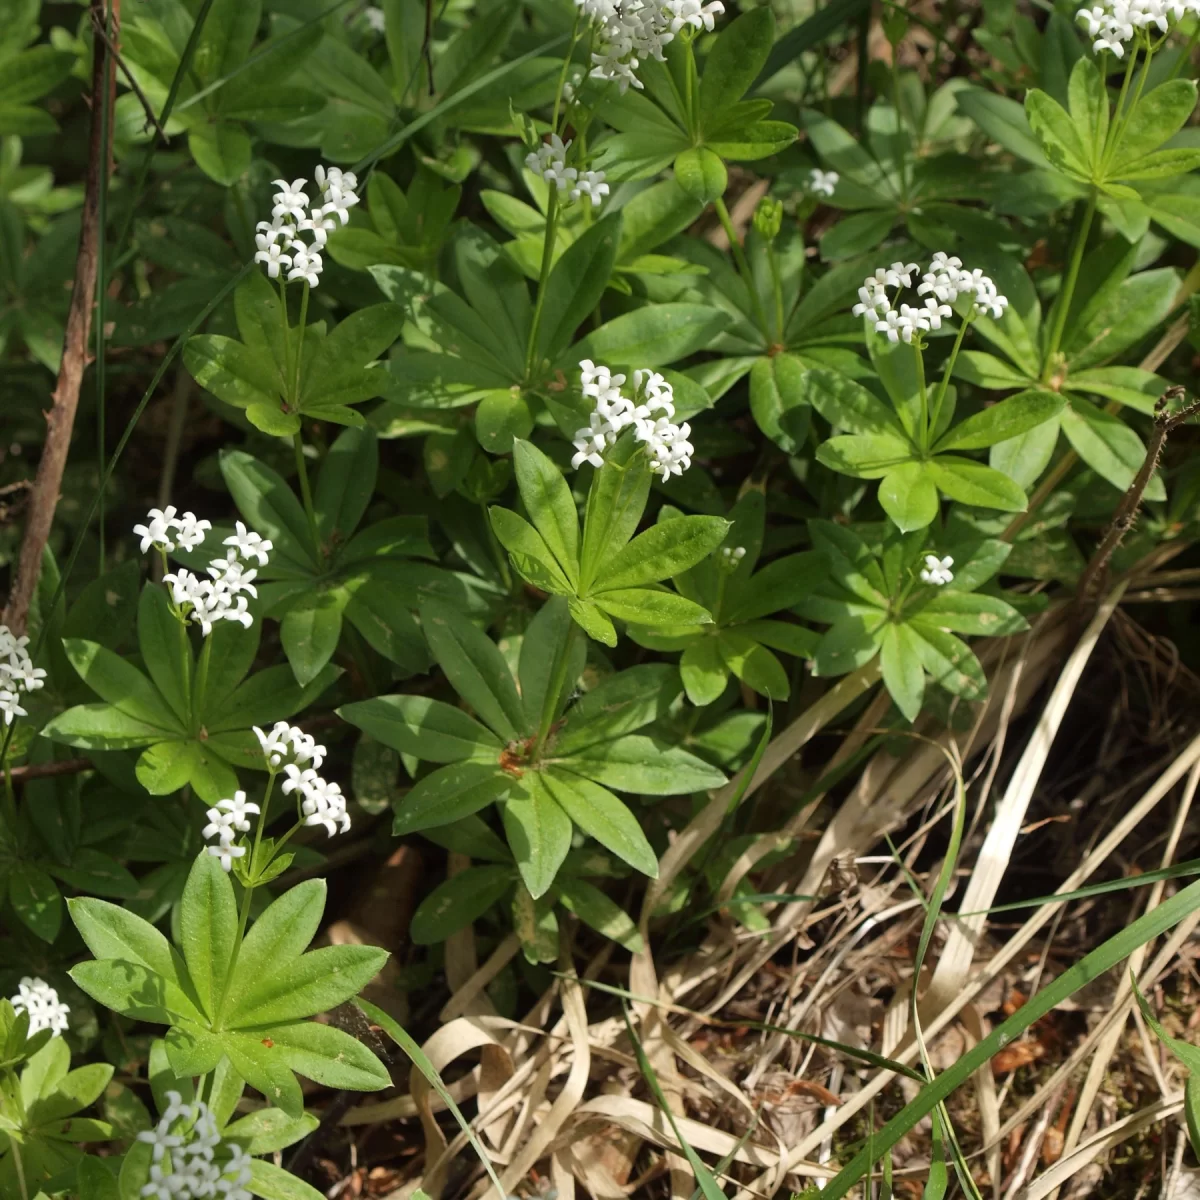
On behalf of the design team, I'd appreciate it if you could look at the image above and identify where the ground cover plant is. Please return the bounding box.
[7,0,1200,1196]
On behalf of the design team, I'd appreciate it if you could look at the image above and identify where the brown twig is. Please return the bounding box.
[8,758,93,782]
[1076,385,1200,605]
[90,8,168,145]
[3,0,120,634]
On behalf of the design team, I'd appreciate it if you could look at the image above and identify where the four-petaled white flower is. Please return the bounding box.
[10,976,70,1035]
[808,168,839,197]
[920,554,954,586]
[271,178,310,223]
[1075,0,1198,56]
[224,521,273,566]
[253,238,292,279]
[571,170,610,205]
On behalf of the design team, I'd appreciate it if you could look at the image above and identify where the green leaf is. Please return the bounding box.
[220,1035,304,1118]
[280,590,345,687]
[989,415,1061,490]
[718,630,790,700]
[1067,56,1107,176]
[475,389,533,454]
[593,587,713,627]
[679,636,729,706]
[557,877,644,952]
[804,366,906,436]
[558,734,726,794]
[512,439,580,585]
[927,456,1027,511]
[411,865,515,943]
[543,769,658,877]
[908,623,987,700]
[224,1107,319,1156]
[489,506,574,593]
[62,640,181,731]
[68,898,180,980]
[315,426,378,544]
[69,959,195,1025]
[818,432,914,479]
[502,775,573,899]
[136,585,192,727]
[339,695,501,764]
[419,601,527,741]
[227,945,387,1027]
[934,390,1064,452]
[749,354,812,454]
[699,8,774,128]
[62,560,140,652]
[1060,401,1165,500]
[220,450,317,569]
[224,881,327,1013]
[188,124,252,187]
[553,664,679,753]
[673,147,727,204]
[393,762,515,835]
[9,866,61,942]
[1025,89,1089,178]
[571,304,730,369]
[813,616,886,677]
[596,516,729,591]
[518,598,585,731]
[878,462,939,533]
[879,624,925,723]
[179,853,237,1021]
[578,437,652,592]
[1111,80,1199,173]
[915,593,1028,637]
[536,214,622,362]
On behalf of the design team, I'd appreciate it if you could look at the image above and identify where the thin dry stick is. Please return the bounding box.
[1076,387,1200,603]
[4,0,118,633]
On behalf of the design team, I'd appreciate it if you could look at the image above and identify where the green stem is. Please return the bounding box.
[533,619,580,756]
[767,241,785,345]
[10,1136,28,1200]
[292,281,310,405]
[278,278,293,402]
[551,11,582,132]
[1101,45,1139,167]
[525,188,560,380]
[1042,189,1098,378]
[292,433,321,555]
[913,339,929,449]
[178,617,194,724]
[1104,43,1154,174]
[928,317,971,439]
[237,776,274,940]
[714,196,772,344]
[192,631,212,720]
[1168,24,1200,79]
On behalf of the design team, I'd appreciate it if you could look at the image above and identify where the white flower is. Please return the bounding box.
[136,1093,252,1200]
[133,506,179,553]
[288,245,323,288]
[364,5,386,30]
[920,554,954,586]
[253,239,292,279]
[254,721,294,768]
[808,168,838,197]
[300,777,351,837]
[271,178,310,224]
[664,0,724,32]
[207,841,246,872]
[0,689,27,726]
[571,170,610,205]
[875,308,916,344]
[1075,0,1191,55]
[282,763,320,796]
[526,134,578,193]
[210,792,260,835]
[255,722,327,773]
[223,521,272,567]
[173,512,212,552]
[9,977,69,1035]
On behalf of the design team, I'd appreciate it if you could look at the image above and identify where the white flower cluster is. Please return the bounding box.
[718,545,747,569]
[145,517,272,638]
[578,0,725,93]
[570,361,695,481]
[254,722,350,838]
[136,1091,252,1200]
[253,165,360,288]
[203,791,261,872]
[808,169,839,197]
[524,135,609,205]
[920,554,954,586]
[851,253,1009,344]
[1076,0,1200,56]
[9,977,69,1036]
[0,625,46,727]
[133,507,212,554]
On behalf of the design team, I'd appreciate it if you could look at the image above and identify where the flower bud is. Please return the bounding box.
[753,196,783,243]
